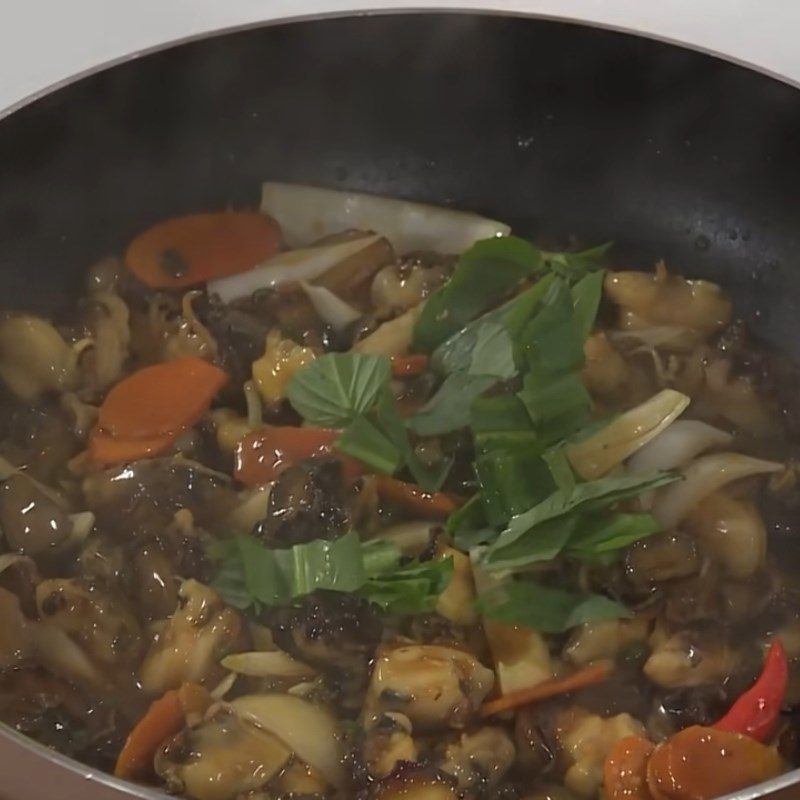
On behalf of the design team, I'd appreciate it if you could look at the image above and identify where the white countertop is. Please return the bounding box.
[1,0,799,116]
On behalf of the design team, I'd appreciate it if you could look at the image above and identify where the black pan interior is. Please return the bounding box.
[0,13,799,352]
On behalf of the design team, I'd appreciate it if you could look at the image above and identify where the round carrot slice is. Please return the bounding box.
[646,726,784,800]
[98,357,228,439]
[125,211,281,289]
[604,736,655,800]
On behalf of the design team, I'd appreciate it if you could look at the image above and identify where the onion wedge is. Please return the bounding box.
[208,235,382,303]
[261,182,510,252]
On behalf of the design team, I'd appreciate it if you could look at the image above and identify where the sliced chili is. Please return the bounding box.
[713,640,788,743]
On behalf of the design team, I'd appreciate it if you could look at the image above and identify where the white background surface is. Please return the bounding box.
[2,0,800,116]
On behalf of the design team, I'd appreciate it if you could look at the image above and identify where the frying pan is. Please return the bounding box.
[0,12,798,800]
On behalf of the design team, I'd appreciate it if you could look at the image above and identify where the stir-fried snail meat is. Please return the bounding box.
[0,182,797,800]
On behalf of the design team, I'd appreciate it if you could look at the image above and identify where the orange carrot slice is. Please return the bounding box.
[98,357,228,439]
[114,689,186,780]
[646,726,784,800]
[125,211,281,288]
[481,661,612,717]
[374,475,457,519]
[88,426,177,466]
[604,736,656,800]
[390,354,430,378]
[234,426,363,486]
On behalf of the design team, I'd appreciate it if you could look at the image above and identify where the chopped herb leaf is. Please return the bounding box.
[210,530,453,615]
[476,579,631,633]
[484,472,677,566]
[413,236,544,352]
[406,373,497,436]
[287,353,390,427]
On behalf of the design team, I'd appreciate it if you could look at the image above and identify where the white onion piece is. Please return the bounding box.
[567,389,690,480]
[299,282,361,332]
[222,651,317,679]
[652,452,783,529]
[208,235,383,303]
[30,622,106,689]
[369,520,439,556]
[261,181,510,252]
[628,420,733,475]
[232,693,345,789]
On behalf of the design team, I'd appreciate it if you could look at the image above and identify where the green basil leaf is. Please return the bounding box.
[518,370,591,431]
[448,494,495,549]
[336,416,403,474]
[413,236,543,352]
[485,472,677,564]
[516,277,585,375]
[480,515,579,570]
[469,322,516,379]
[279,530,367,596]
[210,531,450,615]
[431,277,554,376]
[407,373,497,436]
[542,446,576,492]
[566,513,660,559]
[475,447,555,528]
[542,242,612,282]
[361,557,454,614]
[571,269,605,340]
[287,352,390,427]
[476,579,631,633]
[376,388,452,490]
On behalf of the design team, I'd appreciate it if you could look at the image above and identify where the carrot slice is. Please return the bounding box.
[480,661,612,717]
[646,726,784,800]
[88,426,177,466]
[391,354,430,378]
[604,736,656,800]
[125,211,281,288]
[98,357,228,439]
[234,426,363,486]
[374,475,457,518]
[114,688,186,780]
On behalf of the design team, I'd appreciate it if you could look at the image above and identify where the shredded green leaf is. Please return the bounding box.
[209,530,453,615]
[406,373,497,436]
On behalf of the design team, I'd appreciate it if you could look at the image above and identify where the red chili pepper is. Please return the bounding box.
[714,640,788,743]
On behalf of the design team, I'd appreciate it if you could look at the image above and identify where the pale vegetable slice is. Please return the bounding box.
[368,520,438,555]
[652,452,783,529]
[354,303,423,357]
[232,693,346,789]
[261,181,510,252]
[627,420,732,475]
[566,389,690,480]
[686,492,767,579]
[207,235,383,303]
[471,550,553,694]
[435,547,477,626]
[299,281,361,331]
[29,621,107,689]
[225,484,272,534]
[222,651,317,678]
[0,314,77,399]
